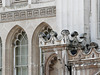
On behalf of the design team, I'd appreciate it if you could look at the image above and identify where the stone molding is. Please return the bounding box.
[0,6,56,22]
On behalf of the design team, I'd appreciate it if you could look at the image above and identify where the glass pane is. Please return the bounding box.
[18,34,23,40]
[21,46,28,55]
[0,50,2,67]
[99,9,100,21]
[16,56,20,65]
[0,39,2,69]
[16,40,20,45]
[0,57,1,66]
[0,38,2,43]
[21,38,28,45]
[14,31,28,75]
[22,31,25,36]
[0,43,2,58]
[21,56,27,65]
[16,67,21,75]
[0,49,1,58]
[22,67,28,75]
[24,34,28,40]
[0,70,2,75]
[16,47,20,55]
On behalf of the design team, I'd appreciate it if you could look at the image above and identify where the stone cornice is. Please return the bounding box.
[0,6,56,23]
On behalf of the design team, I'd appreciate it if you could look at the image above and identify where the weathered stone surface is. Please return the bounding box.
[0,6,56,22]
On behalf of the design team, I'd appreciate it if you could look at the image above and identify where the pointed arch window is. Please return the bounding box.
[14,30,28,75]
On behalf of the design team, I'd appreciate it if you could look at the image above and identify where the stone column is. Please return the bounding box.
[2,40,5,75]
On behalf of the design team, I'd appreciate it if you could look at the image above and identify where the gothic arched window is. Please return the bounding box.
[14,30,28,75]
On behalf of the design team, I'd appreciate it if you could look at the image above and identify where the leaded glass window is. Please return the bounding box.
[14,30,28,75]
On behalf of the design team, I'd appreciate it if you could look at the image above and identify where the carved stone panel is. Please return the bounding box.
[0,6,56,23]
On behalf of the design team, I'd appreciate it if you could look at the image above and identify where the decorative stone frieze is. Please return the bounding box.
[0,6,56,22]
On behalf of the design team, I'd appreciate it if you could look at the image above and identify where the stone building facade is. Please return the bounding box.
[0,0,100,75]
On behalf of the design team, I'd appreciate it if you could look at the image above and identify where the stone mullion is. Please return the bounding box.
[2,40,5,75]
[32,46,39,75]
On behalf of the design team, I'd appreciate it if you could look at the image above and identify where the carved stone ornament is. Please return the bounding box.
[0,6,56,22]
[39,29,99,55]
